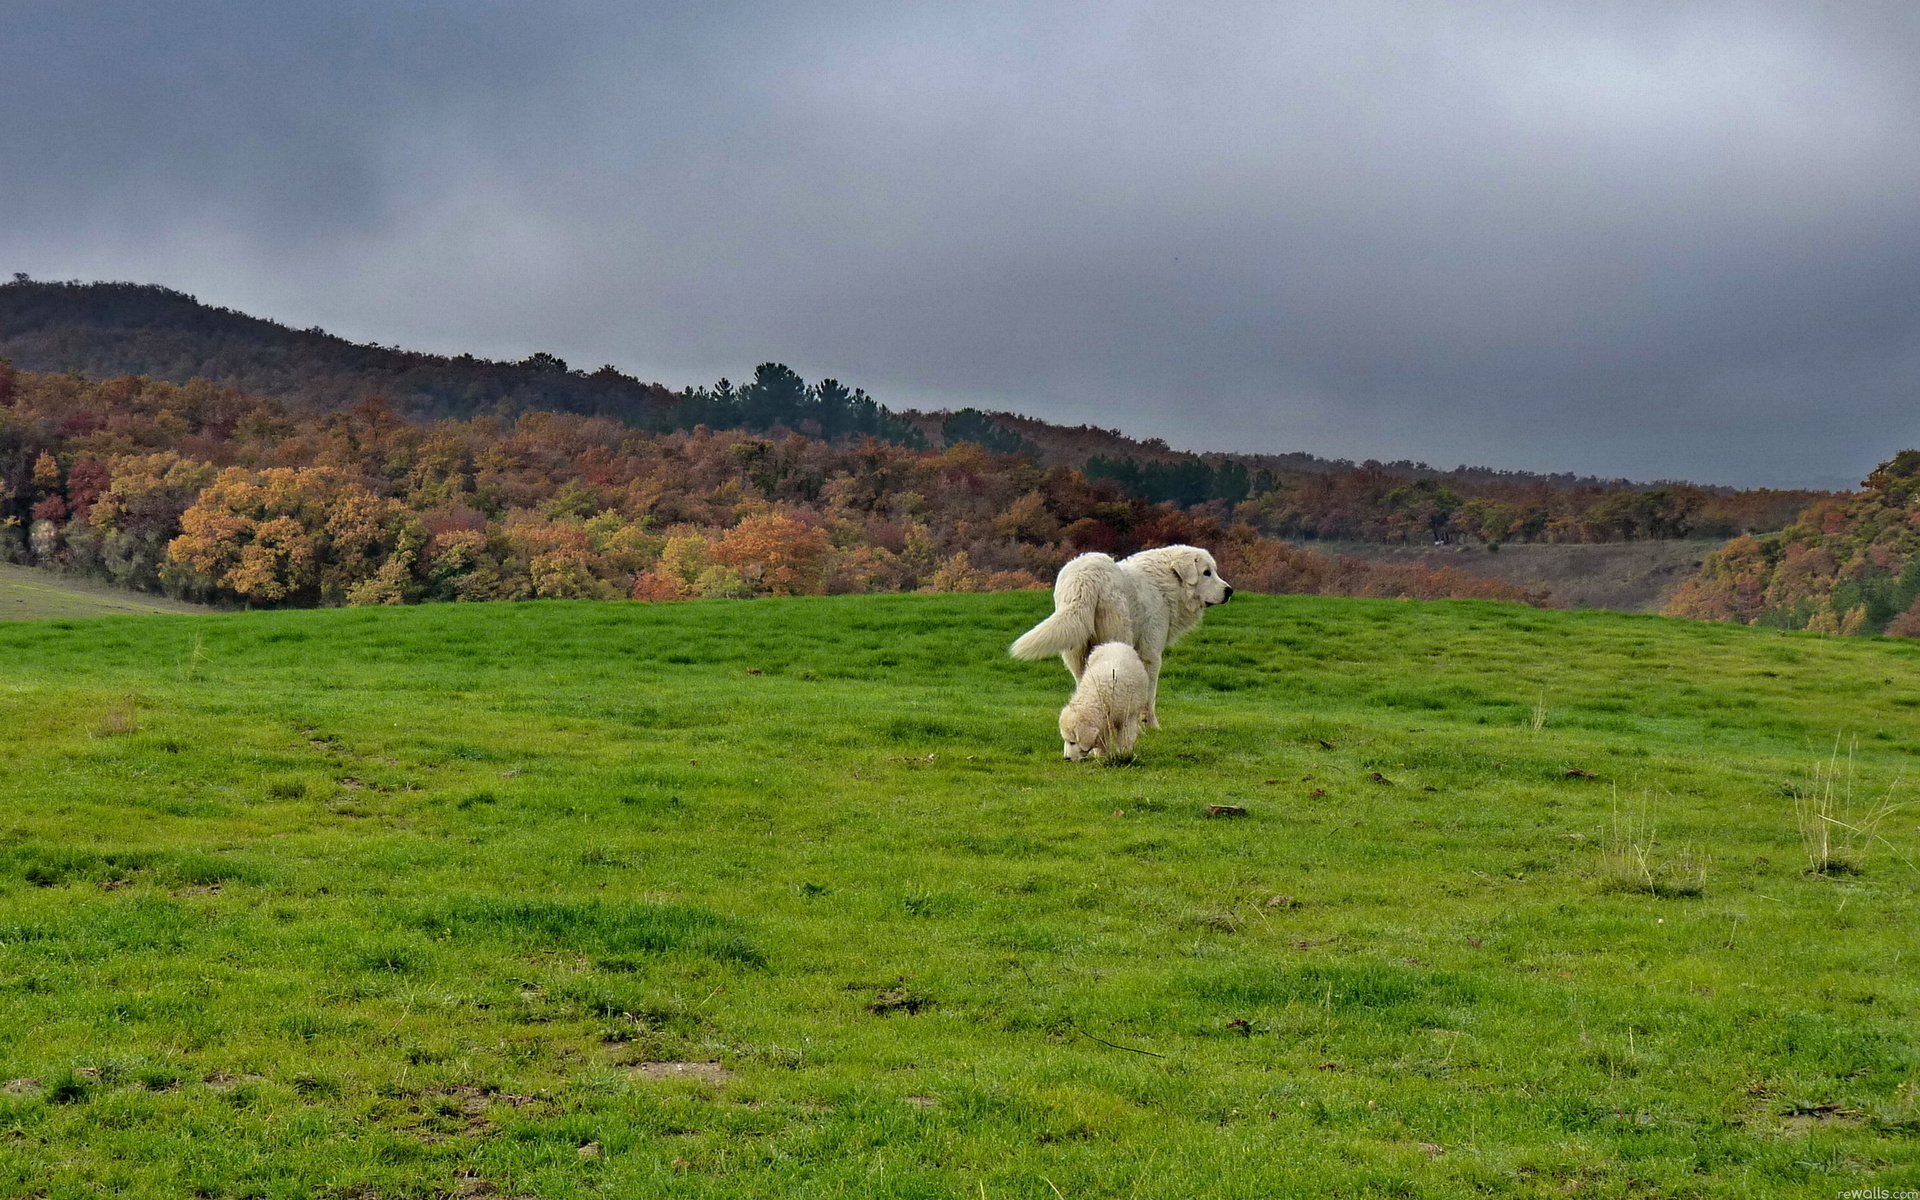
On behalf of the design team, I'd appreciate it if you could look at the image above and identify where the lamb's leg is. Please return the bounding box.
[1143,652,1163,728]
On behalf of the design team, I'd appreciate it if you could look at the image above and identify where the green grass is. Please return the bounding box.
[1,593,1918,1198]
[0,563,212,620]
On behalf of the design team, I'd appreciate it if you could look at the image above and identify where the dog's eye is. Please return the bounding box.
[1203,569,1212,576]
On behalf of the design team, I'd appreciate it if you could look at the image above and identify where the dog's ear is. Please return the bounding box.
[1174,551,1203,586]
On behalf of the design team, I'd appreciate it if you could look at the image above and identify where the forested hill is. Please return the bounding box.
[0,277,1831,541]
[0,277,688,425]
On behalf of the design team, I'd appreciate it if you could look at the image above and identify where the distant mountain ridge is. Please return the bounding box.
[0,276,1718,493]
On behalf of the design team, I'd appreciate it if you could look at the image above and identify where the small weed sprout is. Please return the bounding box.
[1096,705,1139,766]
[1530,694,1547,733]
[44,1068,93,1105]
[1600,788,1705,898]
[1101,663,1146,763]
[183,632,208,681]
[1793,737,1913,877]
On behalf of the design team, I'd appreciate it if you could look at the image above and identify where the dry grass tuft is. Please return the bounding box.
[1792,738,1912,877]
[91,695,139,738]
[1598,789,1706,898]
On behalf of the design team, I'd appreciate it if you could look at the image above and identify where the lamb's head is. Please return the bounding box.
[1059,707,1107,761]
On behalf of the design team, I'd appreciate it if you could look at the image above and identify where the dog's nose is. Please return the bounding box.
[1222,584,1234,601]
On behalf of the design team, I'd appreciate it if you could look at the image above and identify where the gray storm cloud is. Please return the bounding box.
[5,0,1919,486]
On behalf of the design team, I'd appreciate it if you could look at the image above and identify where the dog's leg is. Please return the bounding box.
[1062,645,1090,681]
[1142,652,1162,728]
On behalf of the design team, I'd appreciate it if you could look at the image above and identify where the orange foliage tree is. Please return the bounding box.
[708,507,833,596]
[165,466,424,604]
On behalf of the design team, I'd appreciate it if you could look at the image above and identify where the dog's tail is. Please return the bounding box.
[1010,606,1094,661]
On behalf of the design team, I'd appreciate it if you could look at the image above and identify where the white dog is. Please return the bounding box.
[1011,544,1233,728]
[1059,642,1151,760]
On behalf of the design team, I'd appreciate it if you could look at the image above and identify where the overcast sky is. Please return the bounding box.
[6,1,1919,487]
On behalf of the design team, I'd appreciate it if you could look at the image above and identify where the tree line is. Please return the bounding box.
[1665,450,1920,636]
[0,279,1827,550]
[0,361,1542,609]
[1083,453,1819,544]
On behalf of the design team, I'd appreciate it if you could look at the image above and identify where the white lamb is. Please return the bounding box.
[1059,642,1152,760]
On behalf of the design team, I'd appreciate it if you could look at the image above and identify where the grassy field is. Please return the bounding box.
[1312,540,1723,612]
[2,593,1917,1199]
[0,563,213,621]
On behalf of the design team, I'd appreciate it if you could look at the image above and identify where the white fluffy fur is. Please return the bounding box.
[1059,643,1152,760]
[1010,544,1233,728]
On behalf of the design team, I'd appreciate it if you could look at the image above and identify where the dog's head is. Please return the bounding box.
[1168,545,1234,606]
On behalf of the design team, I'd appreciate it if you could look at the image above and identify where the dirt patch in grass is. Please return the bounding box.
[626,1061,733,1083]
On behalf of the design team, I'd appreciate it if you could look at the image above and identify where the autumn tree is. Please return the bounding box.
[68,453,219,591]
[709,507,833,596]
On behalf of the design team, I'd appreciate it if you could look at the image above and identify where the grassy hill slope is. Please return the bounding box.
[0,563,213,620]
[2,594,1917,1197]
